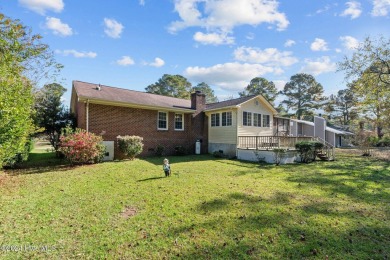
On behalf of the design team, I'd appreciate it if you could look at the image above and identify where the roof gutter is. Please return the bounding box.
[204,105,238,113]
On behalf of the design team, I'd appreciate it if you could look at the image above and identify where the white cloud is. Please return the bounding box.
[103,18,124,39]
[56,49,97,58]
[340,1,362,19]
[315,4,332,14]
[193,31,234,45]
[340,36,359,49]
[116,56,135,66]
[149,57,165,67]
[169,0,289,36]
[284,39,296,47]
[300,56,336,76]
[139,0,145,5]
[371,0,390,16]
[184,62,276,91]
[45,17,72,37]
[233,46,298,67]
[19,0,64,15]
[310,38,329,51]
[273,80,287,91]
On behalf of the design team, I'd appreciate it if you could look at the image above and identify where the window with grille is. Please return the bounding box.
[158,111,168,130]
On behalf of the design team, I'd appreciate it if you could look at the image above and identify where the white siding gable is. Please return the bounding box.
[237,97,274,136]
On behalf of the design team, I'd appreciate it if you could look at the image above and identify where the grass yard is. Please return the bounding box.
[0,149,389,259]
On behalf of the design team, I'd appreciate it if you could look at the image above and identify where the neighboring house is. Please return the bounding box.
[70,80,278,159]
[290,118,354,147]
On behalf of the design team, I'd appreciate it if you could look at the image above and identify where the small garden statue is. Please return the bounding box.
[163,158,171,177]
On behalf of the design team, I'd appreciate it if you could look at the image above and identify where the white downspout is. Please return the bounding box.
[86,99,89,132]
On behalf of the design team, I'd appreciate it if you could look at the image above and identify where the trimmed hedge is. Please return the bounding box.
[117,135,144,160]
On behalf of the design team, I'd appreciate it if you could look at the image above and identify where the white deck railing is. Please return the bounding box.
[237,136,314,150]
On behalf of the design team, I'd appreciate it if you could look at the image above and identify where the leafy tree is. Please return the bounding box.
[239,77,278,105]
[191,82,218,103]
[0,13,61,165]
[34,83,75,150]
[338,36,389,85]
[352,69,389,138]
[324,87,358,125]
[280,73,325,120]
[338,36,390,138]
[145,74,192,99]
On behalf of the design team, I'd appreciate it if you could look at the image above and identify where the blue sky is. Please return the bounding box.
[2,0,390,105]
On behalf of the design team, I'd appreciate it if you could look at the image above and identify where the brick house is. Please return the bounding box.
[70,80,207,159]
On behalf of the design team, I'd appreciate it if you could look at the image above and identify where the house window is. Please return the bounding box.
[211,113,220,127]
[263,115,270,127]
[158,111,168,130]
[243,111,252,126]
[175,113,184,130]
[222,112,232,126]
[253,113,261,127]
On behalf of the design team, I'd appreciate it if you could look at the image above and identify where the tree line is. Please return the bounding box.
[145,36,389,139]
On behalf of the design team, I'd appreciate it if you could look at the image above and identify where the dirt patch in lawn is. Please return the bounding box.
[120,206,138,219]
[0,173,23,192]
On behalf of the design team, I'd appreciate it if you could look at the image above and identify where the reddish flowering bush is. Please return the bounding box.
[59,129,105,164]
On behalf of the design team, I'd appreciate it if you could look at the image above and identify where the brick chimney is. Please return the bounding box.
[190,91,207,153]
[191,91,206,114]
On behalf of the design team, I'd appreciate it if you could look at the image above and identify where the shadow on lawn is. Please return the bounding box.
[137,176,166,182]
[5,152,75,176]
[167,189,389,259]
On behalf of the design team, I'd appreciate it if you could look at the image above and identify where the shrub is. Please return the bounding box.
[59,129,105,164]
[174,146,187,156]
[155,145,165,156]
[2,138,33,168]
[295,141,324,163]
[273,148,286,165]
[117,135,144,160]
[213,150,224,158]
[376,137,390,147]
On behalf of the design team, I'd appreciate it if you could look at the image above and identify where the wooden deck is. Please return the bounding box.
[237,136,335,161]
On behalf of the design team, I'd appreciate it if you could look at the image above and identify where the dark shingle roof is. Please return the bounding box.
[205,95,257,111]
[72,80,193,111]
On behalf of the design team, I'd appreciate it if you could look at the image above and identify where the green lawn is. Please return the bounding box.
[0,150,389,259]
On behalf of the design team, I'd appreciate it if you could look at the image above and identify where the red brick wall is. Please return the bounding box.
[76,101,86,129]
[78,102,198,158]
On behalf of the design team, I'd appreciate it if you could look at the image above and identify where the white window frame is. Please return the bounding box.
[157,111,168,130]
[174,113,184,131]
[211,113,220,127]
[253,113,262,127]
[263,114,270,127]
[222,111,232,126]
[243,111,252,126]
